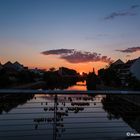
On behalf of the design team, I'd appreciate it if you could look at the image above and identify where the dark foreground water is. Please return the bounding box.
[0,93,140,140]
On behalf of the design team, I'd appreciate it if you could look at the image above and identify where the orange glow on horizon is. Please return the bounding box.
[26,60,108,74]
[1,51,109,74]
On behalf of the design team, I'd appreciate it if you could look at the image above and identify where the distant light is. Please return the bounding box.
[80,72,83,75]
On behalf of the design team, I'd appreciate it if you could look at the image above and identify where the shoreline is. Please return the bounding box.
[11,81,46,89]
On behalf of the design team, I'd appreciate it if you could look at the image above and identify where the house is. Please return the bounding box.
[30,68,45,75]
[111,58,140,86]
[2,61,19,82]
[0,62,3,70]
[120,58,137,77]
[111,59,124,66]
[3,61,27,72]
[110,59,124,71]
[130,57,140,81]
[3,61,18,73]
[13,61,24,71]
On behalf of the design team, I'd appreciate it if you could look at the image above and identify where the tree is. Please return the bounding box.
[86,72,99,90]
[98,68,121,87]
[49,67,56,72]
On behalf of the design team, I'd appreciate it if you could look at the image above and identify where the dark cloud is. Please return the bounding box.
[130,5,140,9]
[105,12,136,20]
[41,49,74,55]
[104,5,139,20]
[126,55,131,57]
[41,49,113,64]
[116,47,140,53]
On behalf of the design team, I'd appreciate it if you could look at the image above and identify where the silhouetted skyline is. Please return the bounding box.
[0,0,140,73]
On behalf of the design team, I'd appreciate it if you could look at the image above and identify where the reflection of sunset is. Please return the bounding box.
[67,81,87,90]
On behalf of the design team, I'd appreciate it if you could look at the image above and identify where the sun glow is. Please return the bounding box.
[80,72,83,75]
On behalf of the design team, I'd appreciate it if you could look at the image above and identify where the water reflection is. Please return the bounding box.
[102,95,140,133]
[67,81,86,90]
[0,94,34,114]
[0,94,139,140]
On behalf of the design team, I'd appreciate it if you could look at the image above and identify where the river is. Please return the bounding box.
[67,81,87,90]
[0,92,139,140]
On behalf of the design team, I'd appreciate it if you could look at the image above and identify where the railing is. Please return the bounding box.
[0,89,140,94]
[0,90,140,140]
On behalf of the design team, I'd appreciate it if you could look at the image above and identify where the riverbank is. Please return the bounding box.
[11,81,46,89]
[116,95,140,107]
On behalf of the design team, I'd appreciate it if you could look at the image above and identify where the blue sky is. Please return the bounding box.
[0,0,140,72]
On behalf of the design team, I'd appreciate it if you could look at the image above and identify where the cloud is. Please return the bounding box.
[126,55,131,57]
[41,49,113,64]
[116,46,140,53]
[130,5,140,9]
[105,12,136,20]
[41,49,74,55]
[85,34,109,40]
[104,5,139,20]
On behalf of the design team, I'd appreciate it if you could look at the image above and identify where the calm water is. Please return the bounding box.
[0,93,139,140]
[67,81,87,90]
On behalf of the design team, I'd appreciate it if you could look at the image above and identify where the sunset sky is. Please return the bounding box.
[0,0,140,73]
